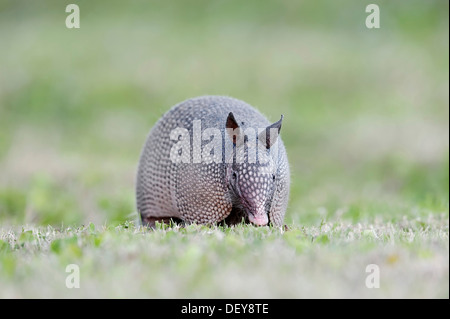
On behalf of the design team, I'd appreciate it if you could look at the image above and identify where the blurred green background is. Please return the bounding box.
[0,0,448,226]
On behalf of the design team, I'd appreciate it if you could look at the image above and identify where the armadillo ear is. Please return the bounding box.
[259,115,283,149]
[226,112,243,145]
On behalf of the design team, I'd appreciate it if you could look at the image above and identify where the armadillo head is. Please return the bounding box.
[225,112,283,226]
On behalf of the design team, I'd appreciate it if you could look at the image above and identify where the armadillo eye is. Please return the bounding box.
[232,172,237,180]
[272,174,276,181]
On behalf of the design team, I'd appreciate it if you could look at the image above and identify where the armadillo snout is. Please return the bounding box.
[248,212,269,226]
[247,207,269,226]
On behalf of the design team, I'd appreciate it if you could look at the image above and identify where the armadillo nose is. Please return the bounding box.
[248,211,269,226]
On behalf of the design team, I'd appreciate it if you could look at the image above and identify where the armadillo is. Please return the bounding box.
[136,95,290,227]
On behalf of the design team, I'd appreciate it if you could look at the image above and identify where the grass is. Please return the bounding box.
[0,216,448,298]
[0,0,448,298]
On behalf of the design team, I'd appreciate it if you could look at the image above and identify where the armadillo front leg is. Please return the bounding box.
[268,148,290,227]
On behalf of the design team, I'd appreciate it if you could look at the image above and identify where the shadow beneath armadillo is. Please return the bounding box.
[141,216,184,229]
[141,206,250,229]
[218,206,249,226]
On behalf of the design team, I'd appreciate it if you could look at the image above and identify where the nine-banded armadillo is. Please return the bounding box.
[136,95,290,227]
